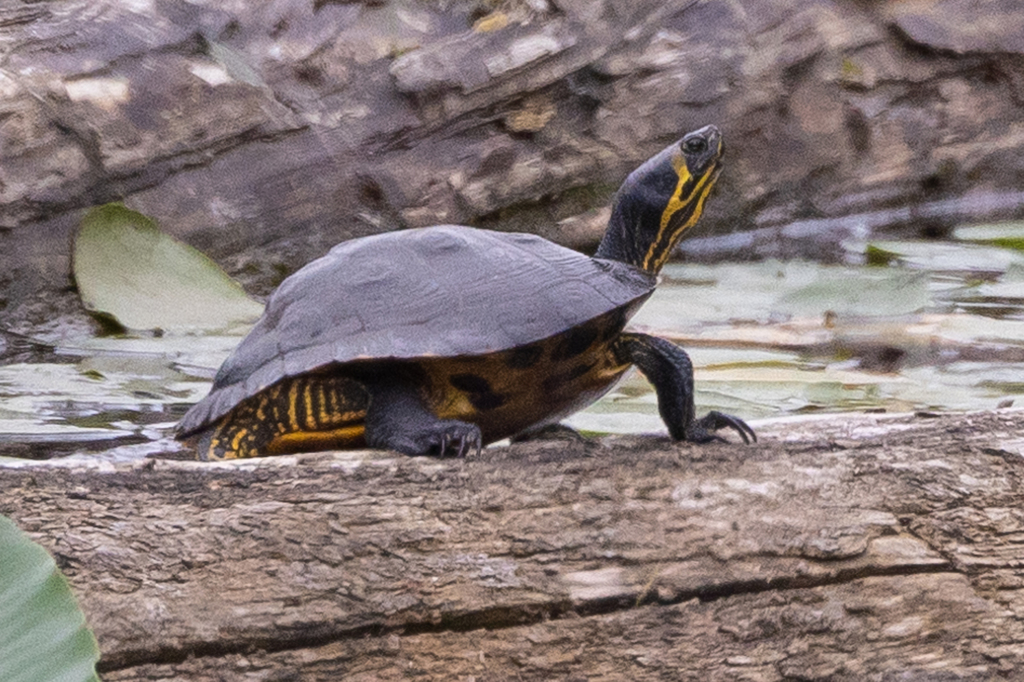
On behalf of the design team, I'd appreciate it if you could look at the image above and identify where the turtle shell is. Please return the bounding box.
[177,225,656,437]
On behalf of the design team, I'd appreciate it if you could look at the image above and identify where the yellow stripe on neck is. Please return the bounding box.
[648,173,714,272]
[642,158,714,272]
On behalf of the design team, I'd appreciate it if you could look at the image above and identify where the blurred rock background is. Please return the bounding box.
[2,0,1022,333]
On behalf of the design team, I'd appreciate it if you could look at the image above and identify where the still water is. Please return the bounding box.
[1,226,1022,461]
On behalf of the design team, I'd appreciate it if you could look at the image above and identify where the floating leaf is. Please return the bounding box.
[0,514,100,682]
[638,261,825,328]
[773,270,929,318]
[73,204,264,332]
[1005,263,1024,282]
[953,221,1024,252]
[865,243,901,266]
[869,239,1024,273]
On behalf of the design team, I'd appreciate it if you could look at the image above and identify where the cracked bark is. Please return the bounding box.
[2,409,1024,680]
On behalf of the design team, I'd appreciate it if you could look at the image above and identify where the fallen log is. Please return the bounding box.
[2,409,1024,680]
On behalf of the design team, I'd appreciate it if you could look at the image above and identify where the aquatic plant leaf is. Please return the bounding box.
[869,239,1024,273]
[865,244,902,266]
[73,204,264,332]
[773,270,930,317]
[953,221,1024,252]
[0,514,100,682]
[1005,263,1024,282]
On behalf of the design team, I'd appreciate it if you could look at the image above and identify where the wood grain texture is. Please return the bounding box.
[3,409,1024,680]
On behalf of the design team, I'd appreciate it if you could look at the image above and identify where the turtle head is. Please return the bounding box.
[596,125,724,274]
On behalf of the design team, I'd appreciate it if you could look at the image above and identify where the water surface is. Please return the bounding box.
[2,226,1022,461]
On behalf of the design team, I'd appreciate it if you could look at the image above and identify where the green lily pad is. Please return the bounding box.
[1005,262,1024,282]
[953,221,1024,252]
[773,270,930,318]
[868,239,1024,273]
[0,515,100,682]
[73,203,264,332]
[865,243,902,266]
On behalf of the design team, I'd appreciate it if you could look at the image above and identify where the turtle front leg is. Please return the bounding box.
[364,381,482,457]
[613,332,756,444]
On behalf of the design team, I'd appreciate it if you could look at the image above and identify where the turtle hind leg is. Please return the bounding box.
[363,381,482,458]
[197,375,369,460]
[614,332,756,444]
[198,398,277,460]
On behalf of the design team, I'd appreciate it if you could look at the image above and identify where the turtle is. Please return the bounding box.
[176,124,755,460]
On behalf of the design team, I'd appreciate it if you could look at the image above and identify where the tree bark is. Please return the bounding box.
[3,409,1024,680]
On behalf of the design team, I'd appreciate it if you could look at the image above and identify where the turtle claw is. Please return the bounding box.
[687,410,757,444]
[436,421,482,458]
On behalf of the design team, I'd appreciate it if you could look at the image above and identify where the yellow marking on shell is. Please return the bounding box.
[328,384,339,416]
[303,381,318,430]
[317,384,329,425]
[266,422,366,455]
[256,395,266,422]
[230,427,249,454]
[416,319,634,443]
[267,384,283,429]
[436,384,478,421]
[287,381,300,431]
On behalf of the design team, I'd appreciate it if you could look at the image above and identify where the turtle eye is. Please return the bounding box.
[682,137,708,154]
